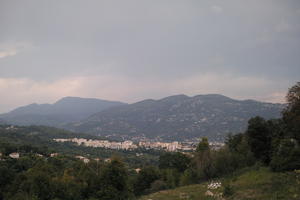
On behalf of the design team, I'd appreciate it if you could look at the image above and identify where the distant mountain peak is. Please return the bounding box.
[159,94,189,102]
[193,94,233,100]
[0,97,126,127]
[54,96,124,104]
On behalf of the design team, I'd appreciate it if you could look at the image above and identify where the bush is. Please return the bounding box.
[149,180,167,193]
[270,139,300,172]
[223,183,234,197]
[133,166,160,196]
[179,168,198,186]
[161,168,180,189]
[159,152,191,173]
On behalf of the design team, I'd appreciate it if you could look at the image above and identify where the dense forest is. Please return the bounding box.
[0,82,299,200]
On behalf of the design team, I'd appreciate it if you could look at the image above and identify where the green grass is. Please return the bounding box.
[227,168,300,200]
[139,167,300,200]
[139,184,218,200]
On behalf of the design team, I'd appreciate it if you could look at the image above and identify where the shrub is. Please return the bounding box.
[223,183,234,197]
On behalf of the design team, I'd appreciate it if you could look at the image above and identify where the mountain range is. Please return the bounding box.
[0,94,284,141]
[66,94,284,141]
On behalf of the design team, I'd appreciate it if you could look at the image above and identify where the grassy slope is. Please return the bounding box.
[139,167,300,200]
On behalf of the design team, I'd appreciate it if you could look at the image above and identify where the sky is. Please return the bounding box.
[0,0,300,113]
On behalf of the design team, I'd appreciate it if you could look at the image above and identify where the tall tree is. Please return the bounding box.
[283,82,300,142]
[246,117,272,164]
[97,158,130,200]
[196,137,209,153]
[270,82,300,171]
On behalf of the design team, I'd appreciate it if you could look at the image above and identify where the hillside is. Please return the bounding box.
[0,124,160,167]
[0,97,125,127]
[140,167,300,200]
[0,118,6,124]
[67,94,284,141]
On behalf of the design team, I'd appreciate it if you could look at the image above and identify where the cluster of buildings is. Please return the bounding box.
[5,125,18,130]
[209,142,225,150]
[54,138,138,150]
[138,141,195,151]
[54,138,198,152]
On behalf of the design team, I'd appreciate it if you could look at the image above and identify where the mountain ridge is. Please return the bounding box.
[0,97,126,127]
[65,94,284,141]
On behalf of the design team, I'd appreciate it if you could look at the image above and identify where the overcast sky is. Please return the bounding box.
[0,0,299,113]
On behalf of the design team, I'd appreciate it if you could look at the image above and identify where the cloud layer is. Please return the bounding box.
[0,0,299,112]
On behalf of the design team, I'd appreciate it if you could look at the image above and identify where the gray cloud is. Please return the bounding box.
[0,0,299,112]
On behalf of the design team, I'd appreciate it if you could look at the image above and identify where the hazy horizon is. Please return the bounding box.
[1,0,299,113]
[1,93,285,114]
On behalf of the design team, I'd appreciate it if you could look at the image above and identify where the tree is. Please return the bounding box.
[179,168,197,186]
[149,180,167,193]
[194,137,214,180]
[270,139,300,171]
[97,157,130,200]
[159,152,191,173]
[226,133,243,152]
[270,82,300,172]
[283,82,300,142]
[162,168,179,189]
[133,166,160,196]
[27,171,54,200]
[0,165,14,199]
[246,116,272,164]
[196,137,209,153]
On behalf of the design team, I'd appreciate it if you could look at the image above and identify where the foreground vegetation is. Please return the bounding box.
[140,167,300,200]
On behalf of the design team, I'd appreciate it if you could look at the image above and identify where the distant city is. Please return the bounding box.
[54,138,224,152]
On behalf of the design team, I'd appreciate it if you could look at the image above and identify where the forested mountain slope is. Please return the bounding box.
[68,94,284,141]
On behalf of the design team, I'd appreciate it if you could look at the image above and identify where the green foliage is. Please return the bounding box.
[270,139,300,172]
[246,116,273,164]
[193,138,215,180]
[269,82,300,172]
[283,82,300,142]
[133,166,161,196]
[196,137,209,153]
[161,168,180,189]
[223,183,234,197]
[97,157,130,200]
[179,168,198,186]
[226,133,243,152]
[149,180,167,193]
[223,134,256,172]
[159,152,191,172]
[0,165,14,199]
[0,145,134,200]
[140,167,300,200]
